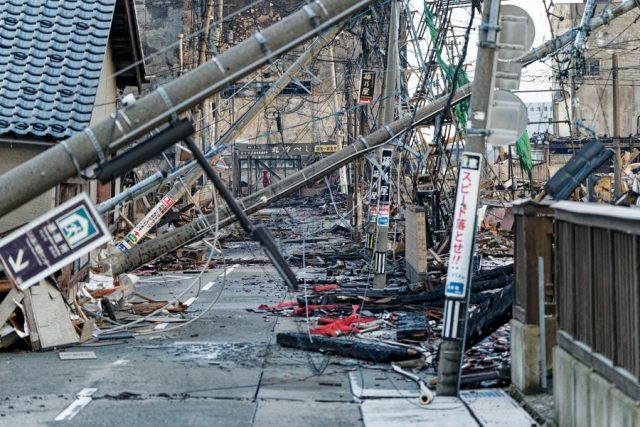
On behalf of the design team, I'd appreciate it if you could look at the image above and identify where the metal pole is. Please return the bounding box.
[0,0,376,220]
[437,0,500,397]
[183,136,299,291]
[328,43,348,194]
[538,256,547,390]
[373,0,400,289]
[612,52,623,199]
[213,0,224,145]
[104,85,474,275]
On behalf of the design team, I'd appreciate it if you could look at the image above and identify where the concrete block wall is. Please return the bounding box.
[554,346,640,427]
[404,205,427,283]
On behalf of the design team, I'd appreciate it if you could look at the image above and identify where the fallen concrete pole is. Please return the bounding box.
[116,25,343,251]
[0,0,376,219]
[104,84,473,275]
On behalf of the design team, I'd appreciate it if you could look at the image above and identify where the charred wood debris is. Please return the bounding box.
[0,188,515,390]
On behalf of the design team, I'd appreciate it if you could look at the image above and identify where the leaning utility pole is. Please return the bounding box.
[104,85,474,275]
[437,0,500,396]
[372,0,400,289]
[0,0,376,220]
[116,26,343,251]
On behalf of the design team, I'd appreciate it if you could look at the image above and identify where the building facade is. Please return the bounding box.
[552,1,640,138]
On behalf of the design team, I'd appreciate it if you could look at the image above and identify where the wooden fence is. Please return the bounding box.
[553,201,640,400]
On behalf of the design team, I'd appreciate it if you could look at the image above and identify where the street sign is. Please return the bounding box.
[0,193,111,290]
[214,158,227,172]
[376,149,393,227]
[444,152,483,299]
[314,144,338,153]
[236,143,315,157]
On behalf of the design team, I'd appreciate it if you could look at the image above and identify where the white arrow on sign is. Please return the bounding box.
[8,249,29,273]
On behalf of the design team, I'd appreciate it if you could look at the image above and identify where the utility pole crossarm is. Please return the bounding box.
[0,0,376,220]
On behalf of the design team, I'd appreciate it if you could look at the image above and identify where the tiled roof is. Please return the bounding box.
[0,0,117,140]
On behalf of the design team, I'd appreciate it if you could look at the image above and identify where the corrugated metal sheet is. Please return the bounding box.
[0,0,117,140]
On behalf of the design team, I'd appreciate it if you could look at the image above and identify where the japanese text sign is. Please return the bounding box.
[444,152,483,298]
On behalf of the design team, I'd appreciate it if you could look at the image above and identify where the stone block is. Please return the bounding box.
[554,346,576,427]
[609,386,640,427]
[510,319,541,394]
[573,359,592,427]
[588,368,611,427]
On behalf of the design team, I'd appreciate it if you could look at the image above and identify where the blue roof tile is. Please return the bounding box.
[0,0,117,140]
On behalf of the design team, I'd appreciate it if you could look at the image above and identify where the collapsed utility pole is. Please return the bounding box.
[372,0,400,289]
[116,26,343,251]
[104,85,474,276]
[0,0,377,220]
[437,0,500,397]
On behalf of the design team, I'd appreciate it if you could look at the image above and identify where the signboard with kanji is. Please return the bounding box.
[444,152,483,299]
[358,70,376,105]
[376,149,393,227]
[314,144,338,153]
[0,193,111,290]
[236,143,315,157]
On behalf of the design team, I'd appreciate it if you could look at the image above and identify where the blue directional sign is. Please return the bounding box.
[0,193,111,290]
